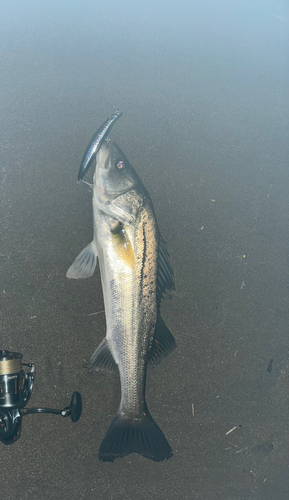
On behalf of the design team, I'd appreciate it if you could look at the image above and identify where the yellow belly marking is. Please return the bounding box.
[111,225,135,267]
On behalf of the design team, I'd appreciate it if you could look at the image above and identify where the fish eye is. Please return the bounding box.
[116,159,127,172]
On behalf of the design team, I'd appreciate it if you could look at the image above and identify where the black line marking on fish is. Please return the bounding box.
[140,222,147,292]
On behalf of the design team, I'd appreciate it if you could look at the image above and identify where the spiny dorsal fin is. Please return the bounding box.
[157,235,175,304]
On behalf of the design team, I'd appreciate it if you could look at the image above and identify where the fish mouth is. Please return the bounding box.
[96,143,110,169]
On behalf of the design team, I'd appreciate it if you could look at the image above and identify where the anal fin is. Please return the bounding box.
[88,338,118,373]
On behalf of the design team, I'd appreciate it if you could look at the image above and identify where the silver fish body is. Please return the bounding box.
[67,141,175,462]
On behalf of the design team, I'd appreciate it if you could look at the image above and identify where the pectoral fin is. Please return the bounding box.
[148,315,176,366]
[66,241,98,279]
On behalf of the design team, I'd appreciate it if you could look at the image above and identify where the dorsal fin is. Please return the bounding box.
[148,315,176,366]
[157,235,175,305]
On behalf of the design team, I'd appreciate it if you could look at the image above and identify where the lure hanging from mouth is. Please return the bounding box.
[77,110,122,182]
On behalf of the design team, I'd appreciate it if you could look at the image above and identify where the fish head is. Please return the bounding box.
[94,142,141,203]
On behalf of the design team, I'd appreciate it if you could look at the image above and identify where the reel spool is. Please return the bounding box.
[0,350,82,445]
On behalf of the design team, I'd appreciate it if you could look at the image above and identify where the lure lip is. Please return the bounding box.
[77,110,123,183]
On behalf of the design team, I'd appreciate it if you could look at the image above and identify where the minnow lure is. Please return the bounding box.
[77,110,122,182]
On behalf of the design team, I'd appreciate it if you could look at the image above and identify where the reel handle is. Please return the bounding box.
[21,392,82,422]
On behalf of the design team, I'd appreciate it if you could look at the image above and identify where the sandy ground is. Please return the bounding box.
[0,1,289,499]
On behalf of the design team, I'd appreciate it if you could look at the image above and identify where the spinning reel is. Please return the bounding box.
[0,350,82,445]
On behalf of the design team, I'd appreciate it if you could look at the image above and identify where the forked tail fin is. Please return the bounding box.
[98,404,172,462]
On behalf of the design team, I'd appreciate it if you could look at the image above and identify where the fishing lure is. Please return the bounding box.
[77,110,122,182]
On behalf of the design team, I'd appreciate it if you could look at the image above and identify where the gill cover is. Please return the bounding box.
[94,142,141,200]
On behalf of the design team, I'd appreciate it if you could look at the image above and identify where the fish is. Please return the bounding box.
[77,110,122,182]
[67,139,175,462]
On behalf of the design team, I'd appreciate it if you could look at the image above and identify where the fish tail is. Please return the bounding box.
[98,403,173,462]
